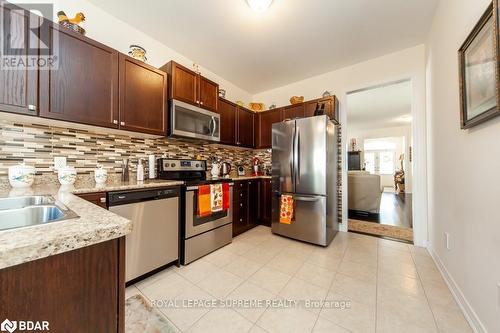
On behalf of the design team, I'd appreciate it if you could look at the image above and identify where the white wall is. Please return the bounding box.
[348,125,413,192]
[426,0,500,331]
[19,0,253,103]
[253,45,428,246]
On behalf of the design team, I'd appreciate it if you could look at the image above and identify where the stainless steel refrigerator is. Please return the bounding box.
[271,115,339,246]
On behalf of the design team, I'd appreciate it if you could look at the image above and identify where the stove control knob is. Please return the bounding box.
[195,163,200,167]
[171,163,176,167]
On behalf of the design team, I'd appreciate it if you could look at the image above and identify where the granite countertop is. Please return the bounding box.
[0,179,183,270]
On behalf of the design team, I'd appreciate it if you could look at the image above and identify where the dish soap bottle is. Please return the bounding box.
[137,159,144,181]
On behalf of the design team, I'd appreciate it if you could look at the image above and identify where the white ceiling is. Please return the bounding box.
[87,0,438,94]
[347,80,412,130]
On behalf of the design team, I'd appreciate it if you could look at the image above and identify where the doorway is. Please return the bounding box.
[345,79,414,242]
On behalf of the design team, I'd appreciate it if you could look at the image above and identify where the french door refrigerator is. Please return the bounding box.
[271,115,339,246]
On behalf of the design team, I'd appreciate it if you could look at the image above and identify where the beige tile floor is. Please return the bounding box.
[126,226,472,333]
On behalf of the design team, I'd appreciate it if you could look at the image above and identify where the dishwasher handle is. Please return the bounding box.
[108,187,179,206]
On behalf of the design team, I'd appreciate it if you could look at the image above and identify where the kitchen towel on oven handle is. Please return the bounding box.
[198,185,212,217]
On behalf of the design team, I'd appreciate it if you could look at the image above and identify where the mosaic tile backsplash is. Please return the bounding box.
[0,119,271,178]
[0,118,341,222]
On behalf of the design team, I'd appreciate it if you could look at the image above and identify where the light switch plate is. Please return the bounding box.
[54,156,67,170]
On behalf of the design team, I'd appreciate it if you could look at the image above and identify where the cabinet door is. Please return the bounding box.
[257,109,281,149]
[248,180,259,228]
[77,192,108,209]
[119,55,168,135]
[282,104,305,120]
[198,76,218,112]
[304,100,319,118]
[218,98,237,145]
[39,24,119,128]
[0,4,39,115]
[170,62,197,106]
[260,179,272,226]
[237,108,254,148]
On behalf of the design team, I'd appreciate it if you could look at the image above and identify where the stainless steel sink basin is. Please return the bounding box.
[0,195,55,210]
[0,196,79,231]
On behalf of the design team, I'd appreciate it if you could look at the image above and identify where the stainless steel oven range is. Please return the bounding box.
[157,158,233,265]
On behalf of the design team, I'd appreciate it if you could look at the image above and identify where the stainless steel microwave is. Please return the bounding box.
[169,99,220,142]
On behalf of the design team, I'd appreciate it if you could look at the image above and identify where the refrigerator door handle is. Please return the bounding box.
[296,128,301,185]
[291,122,296,191]
[294,195,321,202]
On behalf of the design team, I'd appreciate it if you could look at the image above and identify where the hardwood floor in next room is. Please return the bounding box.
[125,226,471,333]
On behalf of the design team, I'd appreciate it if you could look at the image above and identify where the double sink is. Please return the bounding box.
[0,195,79,231]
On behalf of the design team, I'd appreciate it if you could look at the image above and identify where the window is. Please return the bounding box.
[363,137,400,175]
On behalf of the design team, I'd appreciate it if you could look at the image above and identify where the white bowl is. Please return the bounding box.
[58,166,77,185]
[8,163,35,188]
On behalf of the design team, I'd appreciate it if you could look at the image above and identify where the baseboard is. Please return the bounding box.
[427,246,487,333]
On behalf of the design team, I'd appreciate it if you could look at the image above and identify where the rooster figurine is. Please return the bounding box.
[57,11,86,35]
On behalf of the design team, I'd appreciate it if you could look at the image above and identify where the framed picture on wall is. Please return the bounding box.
[458,3,500,129]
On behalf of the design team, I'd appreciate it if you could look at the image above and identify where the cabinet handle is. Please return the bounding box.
[100,197,106,203]
[240,203,243,207]
[113,120,118,125]
[196,100,200,104]
[200,101,204,105]
[120,121,125,126]
[240,218,243,222]
[28,104,37,111]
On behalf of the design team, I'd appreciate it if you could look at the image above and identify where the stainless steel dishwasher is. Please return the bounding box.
[108,187,180,283]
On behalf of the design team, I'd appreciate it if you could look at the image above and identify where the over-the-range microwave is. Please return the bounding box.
[169,99,220,142]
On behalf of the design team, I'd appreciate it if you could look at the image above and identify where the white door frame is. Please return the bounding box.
[340,76,428,247]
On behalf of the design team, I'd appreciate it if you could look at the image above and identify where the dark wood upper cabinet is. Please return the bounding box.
[163,61,197,105]
[119,55,168,135]
[282,103,305,120]
[237,107,254,148]
[39,23,119,128]
[0,3,39,115]
[256,109,281,149]
[218,98,237,145]
[304,96,339,123]
[162,61,219,112]
[198,76,218,112]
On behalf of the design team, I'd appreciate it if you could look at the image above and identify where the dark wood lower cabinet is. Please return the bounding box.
[232,180,259,237]
[258,178,273,227]
[0,237,125,333]
[77,191,108,209]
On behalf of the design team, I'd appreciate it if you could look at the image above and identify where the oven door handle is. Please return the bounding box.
[186,183,234,191]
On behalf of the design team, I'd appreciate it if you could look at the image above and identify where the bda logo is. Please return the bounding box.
[0,319,17,333]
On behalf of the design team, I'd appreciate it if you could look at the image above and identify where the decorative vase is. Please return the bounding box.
[58,166,77,185]
[8,163,35,188]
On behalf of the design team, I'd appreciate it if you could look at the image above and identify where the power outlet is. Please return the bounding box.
[54,156,67,170]
[444,232,451,250]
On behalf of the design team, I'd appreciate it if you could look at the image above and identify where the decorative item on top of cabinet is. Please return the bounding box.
[57,11,86,35]
[219,89,226,98]
[161,61,219,112]
[0,3,39,116]
[119,54,168,135]
[322,91,331,98]
[289,96,304,104]
[269,103,277,109]
[249,103,265,112]
[128,45,147,62]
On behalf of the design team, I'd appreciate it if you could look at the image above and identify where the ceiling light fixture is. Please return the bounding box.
[246,0,273,12]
